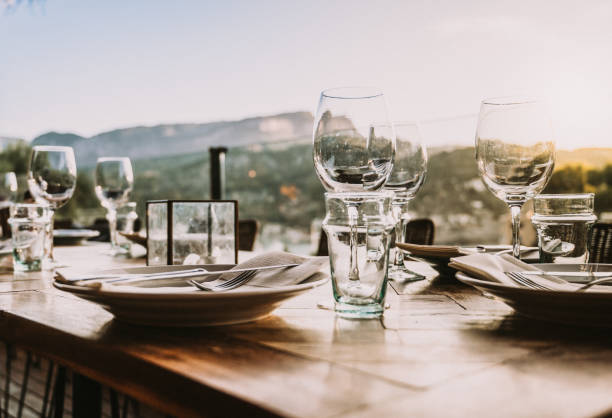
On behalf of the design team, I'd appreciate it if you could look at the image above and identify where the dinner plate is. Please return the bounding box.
[402,244,539,275]
[456,266,612,327]
[53,229,100,246]
[53,264,328,327]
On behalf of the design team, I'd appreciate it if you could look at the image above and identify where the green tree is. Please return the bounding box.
[543,165,586,193]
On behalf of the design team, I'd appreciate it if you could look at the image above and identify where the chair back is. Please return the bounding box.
[589,222,612,264]
[404,218,435,245]
[316,230,329,256]
[238,219,259,251]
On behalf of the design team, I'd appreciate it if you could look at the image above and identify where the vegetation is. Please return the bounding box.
[0,141,611,247]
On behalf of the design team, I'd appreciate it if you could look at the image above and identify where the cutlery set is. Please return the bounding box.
[62,263,299,291]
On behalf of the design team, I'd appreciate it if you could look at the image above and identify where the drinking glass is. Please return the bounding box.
[323,192,395,318]
[95,157,134,254]
[9,204,50,272]
[313,87,395,283]
[27,146,77,263]
[475,97,555,258]
[384,122,428,281]
[532,194,596,263]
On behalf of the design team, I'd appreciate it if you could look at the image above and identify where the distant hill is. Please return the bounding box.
[31,112,314,167]
[556,148,612,169]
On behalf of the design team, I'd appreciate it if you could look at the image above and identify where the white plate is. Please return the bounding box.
[456,265,612,327]
[54,264,328,327]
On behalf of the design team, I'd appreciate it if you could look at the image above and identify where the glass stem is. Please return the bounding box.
[46,208,55,262]
[107,208,118,250]
[348,203,360,282]
[509,204,523,259]
[392,204,407,267]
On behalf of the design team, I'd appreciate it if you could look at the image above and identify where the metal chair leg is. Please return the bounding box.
[3,343,12,418]
[51,366,66,418]
[42,360,55,417]
[16,351,32,418]
[72,373,102,417]
[110,389,120,418]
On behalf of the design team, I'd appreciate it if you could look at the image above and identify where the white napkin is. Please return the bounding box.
[56,251,329,292]
[449,253,576,290]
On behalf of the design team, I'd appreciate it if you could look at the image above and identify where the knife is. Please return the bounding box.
[520,271,612,278]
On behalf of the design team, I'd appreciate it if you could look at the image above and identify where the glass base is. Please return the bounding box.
[388,265,425,282]
[105,245,130,256]
[334,301,384,319]
[13,259,42,272]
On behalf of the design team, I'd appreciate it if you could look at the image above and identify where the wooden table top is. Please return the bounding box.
[1,243,612,417]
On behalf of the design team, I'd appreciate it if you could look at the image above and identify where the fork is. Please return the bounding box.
[505,271,551,290]
[188,270,258,292]
[576,277,612,291]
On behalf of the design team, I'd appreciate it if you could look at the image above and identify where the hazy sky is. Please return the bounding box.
[1,0,611,149]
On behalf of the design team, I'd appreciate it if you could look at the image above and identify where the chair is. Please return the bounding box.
[404,218,435,245]
[315,218,435,257]
[316,230,329,256]
[238,219,259,251]
[589,222,612,263]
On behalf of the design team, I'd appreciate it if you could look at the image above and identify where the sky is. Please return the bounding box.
[1,0,611,149]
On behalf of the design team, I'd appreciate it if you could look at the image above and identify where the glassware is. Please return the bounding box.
[475,97,555,258]
[383,122,428,281]
[9,204,50,272]
[115,202,138,252]
[531,194,596,263]
[27,146,77,263]
[0,172,18,208]
[95,157,134,255]
[323,192,395,318]
[313,87,395,283]
[0,172,18,240]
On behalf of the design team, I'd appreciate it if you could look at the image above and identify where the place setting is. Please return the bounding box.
[53,251,329,327]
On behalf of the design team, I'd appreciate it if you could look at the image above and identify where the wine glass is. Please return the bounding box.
[475,97,555,258]
[0,172,18,240]
[0,172,18,208]
[95,157,134,254]
[384,122,428,281]
[27,146,77,262]
[313,87,395,282]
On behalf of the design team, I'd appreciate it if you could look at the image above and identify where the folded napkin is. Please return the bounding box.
[449,253,575,290]
[56,251,329,292]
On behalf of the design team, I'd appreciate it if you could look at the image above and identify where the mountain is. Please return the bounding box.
[31,112,314,167]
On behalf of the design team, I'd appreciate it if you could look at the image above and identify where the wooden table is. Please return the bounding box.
[2,243,612,417]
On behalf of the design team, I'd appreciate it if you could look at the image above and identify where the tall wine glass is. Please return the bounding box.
[384,122,427,281]
[95,157,134,254]
[0,172,18,241]
[475,97,555,258]
[313,87,395,282]
[28,146,77,262]
[0,172,18,208]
